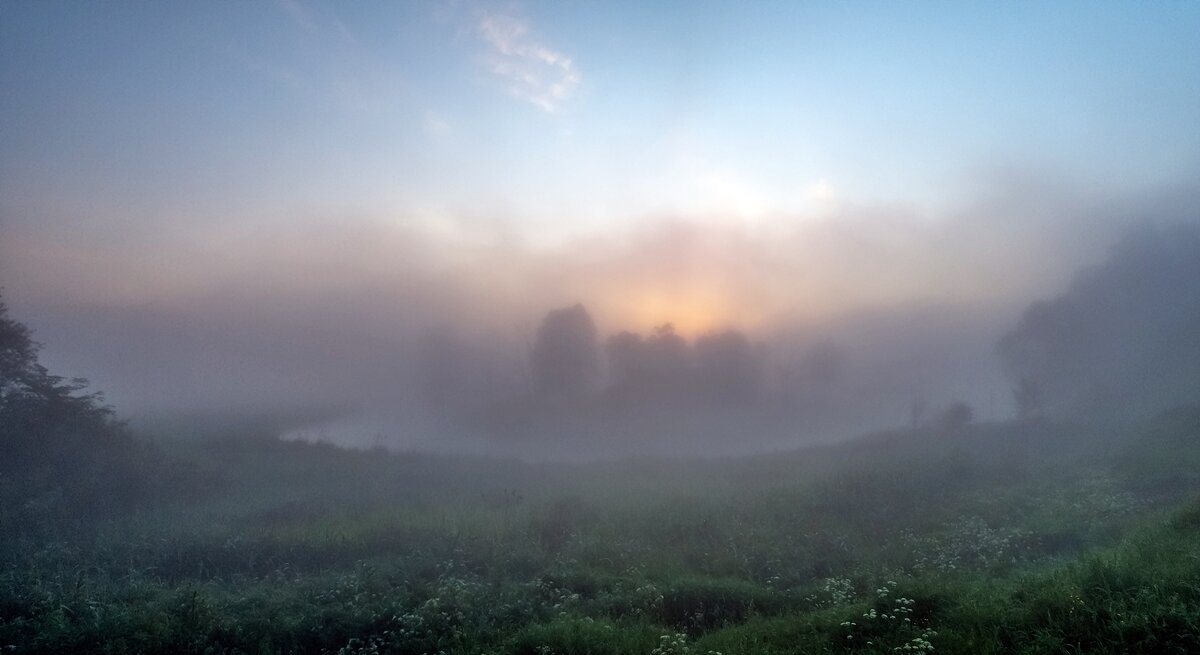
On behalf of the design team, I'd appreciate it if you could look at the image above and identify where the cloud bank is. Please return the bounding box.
[2,174,1197,455]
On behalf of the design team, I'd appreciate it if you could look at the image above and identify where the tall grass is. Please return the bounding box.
[3,410,1200,653]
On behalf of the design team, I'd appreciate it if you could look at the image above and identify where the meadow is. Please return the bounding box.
[7,2,1200,652]
[3,407,1200,654]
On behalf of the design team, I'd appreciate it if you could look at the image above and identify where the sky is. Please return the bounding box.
[4,2,1198,239]
[2,1,1199,445]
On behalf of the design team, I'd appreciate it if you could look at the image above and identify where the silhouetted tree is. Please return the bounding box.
[694,330,762,403]
[0,297,114,446]
[0,295,157,524]
[604,324,694,402]
[641,323,691,400]
[531,304,598,399]
[605,330,645,392]
[997,224,1200,418]
[0,300,39,392]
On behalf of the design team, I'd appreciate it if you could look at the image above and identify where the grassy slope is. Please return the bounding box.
[2,409,1199,654]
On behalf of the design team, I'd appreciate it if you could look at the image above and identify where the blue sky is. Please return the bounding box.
[3,0,1200,336]
[3,1,1198,246]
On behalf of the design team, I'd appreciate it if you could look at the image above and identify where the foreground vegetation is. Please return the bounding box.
[5,294,1200,653]
[3,405,1200,654]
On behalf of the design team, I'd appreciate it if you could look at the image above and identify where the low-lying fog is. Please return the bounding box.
[5,2,1199,460]
[5,179,1198,459]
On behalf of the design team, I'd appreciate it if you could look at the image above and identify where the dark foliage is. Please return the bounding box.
[998,224,1200,419]
[0,296,180,537]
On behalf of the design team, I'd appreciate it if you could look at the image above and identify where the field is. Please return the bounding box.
[4,408,1200,654]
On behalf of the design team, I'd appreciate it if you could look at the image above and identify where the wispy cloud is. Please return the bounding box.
[476,12,580,112]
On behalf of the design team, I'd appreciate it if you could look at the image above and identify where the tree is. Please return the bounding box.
[530,304,599,399]
[0,296,113,440]
[997,224,1200,418]
[0,299,40,392]
[603,324,693,403]
[640,323,692,401]
[693,329,762,403]
[604,330,644,393]
[0,294,152,522]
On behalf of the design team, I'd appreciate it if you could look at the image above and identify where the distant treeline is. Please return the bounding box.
[415,223,1200,433]
[418,303,855,418]
[997,224,1200,420]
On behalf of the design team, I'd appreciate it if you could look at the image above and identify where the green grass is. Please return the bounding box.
[3,409,1200,653]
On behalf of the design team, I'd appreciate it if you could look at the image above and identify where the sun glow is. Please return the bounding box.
[607,288,753,338]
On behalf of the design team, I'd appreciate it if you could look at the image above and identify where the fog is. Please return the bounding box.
[998,223,1200,421]
[4,175,1197,458]
[9,5,1200,651]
